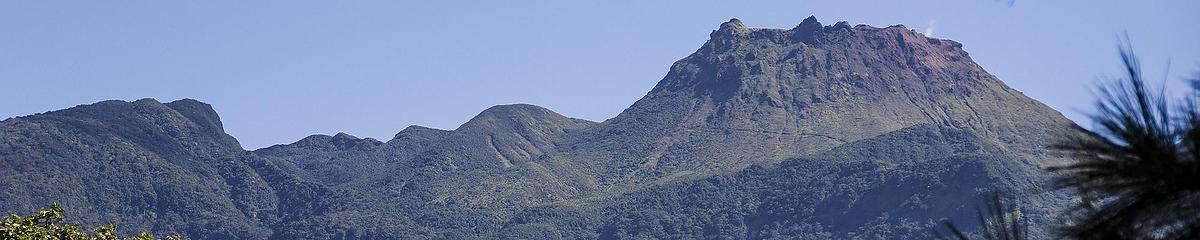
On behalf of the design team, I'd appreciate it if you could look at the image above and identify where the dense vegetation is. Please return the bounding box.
[935,194,1028,240]
[1,203,180,240]
[495,124,1042,239]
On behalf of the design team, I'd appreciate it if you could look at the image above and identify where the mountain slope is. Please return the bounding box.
[254,103,599,238]
[597,128,1005,239]
[0,99,264,238]
[0,99,424,239]
[504,124,1061,239]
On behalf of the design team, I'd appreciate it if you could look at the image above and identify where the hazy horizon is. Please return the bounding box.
[3,0,1197,149]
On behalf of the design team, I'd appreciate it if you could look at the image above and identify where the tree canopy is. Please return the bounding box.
[1,203,181,240]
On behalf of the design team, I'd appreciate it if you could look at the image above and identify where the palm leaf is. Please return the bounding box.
[1050,41,1200,239]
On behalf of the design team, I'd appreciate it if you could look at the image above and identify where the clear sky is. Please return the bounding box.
[2,1,1197,149]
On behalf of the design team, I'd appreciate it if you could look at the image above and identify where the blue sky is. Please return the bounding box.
[2,1,1197,149]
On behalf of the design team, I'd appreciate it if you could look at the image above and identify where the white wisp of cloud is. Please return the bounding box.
[923,20,936,38]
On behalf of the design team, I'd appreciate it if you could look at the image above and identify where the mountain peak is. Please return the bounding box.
[165,98,226,135]
[790,15,823,43]
[7,98,243,154]
[711,18,750,39]
[799,15,820,26]
[281,132,381,152]
[459,103,587,131]
[332,132,357,140]
[391,125,450,142]
[598,16,1072,184]
[477,103,551,116]
[719,18,746,30]
[412,104,594,170]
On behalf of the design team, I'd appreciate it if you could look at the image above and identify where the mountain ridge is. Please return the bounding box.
[1,16,1073,239]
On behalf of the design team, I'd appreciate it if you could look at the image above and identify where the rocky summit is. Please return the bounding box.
[0,17,1073,239]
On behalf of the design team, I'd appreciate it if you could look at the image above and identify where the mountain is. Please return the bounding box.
[0,99,425,239]
[0,16,1073,239]
[566,17,1068,186]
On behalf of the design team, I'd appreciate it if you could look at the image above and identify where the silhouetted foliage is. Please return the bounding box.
[1050,42,1200,239]
[935,193,1028,240]
[1,203,181,240]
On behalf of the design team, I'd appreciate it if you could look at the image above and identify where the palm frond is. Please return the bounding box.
[1050,41,1200,239]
